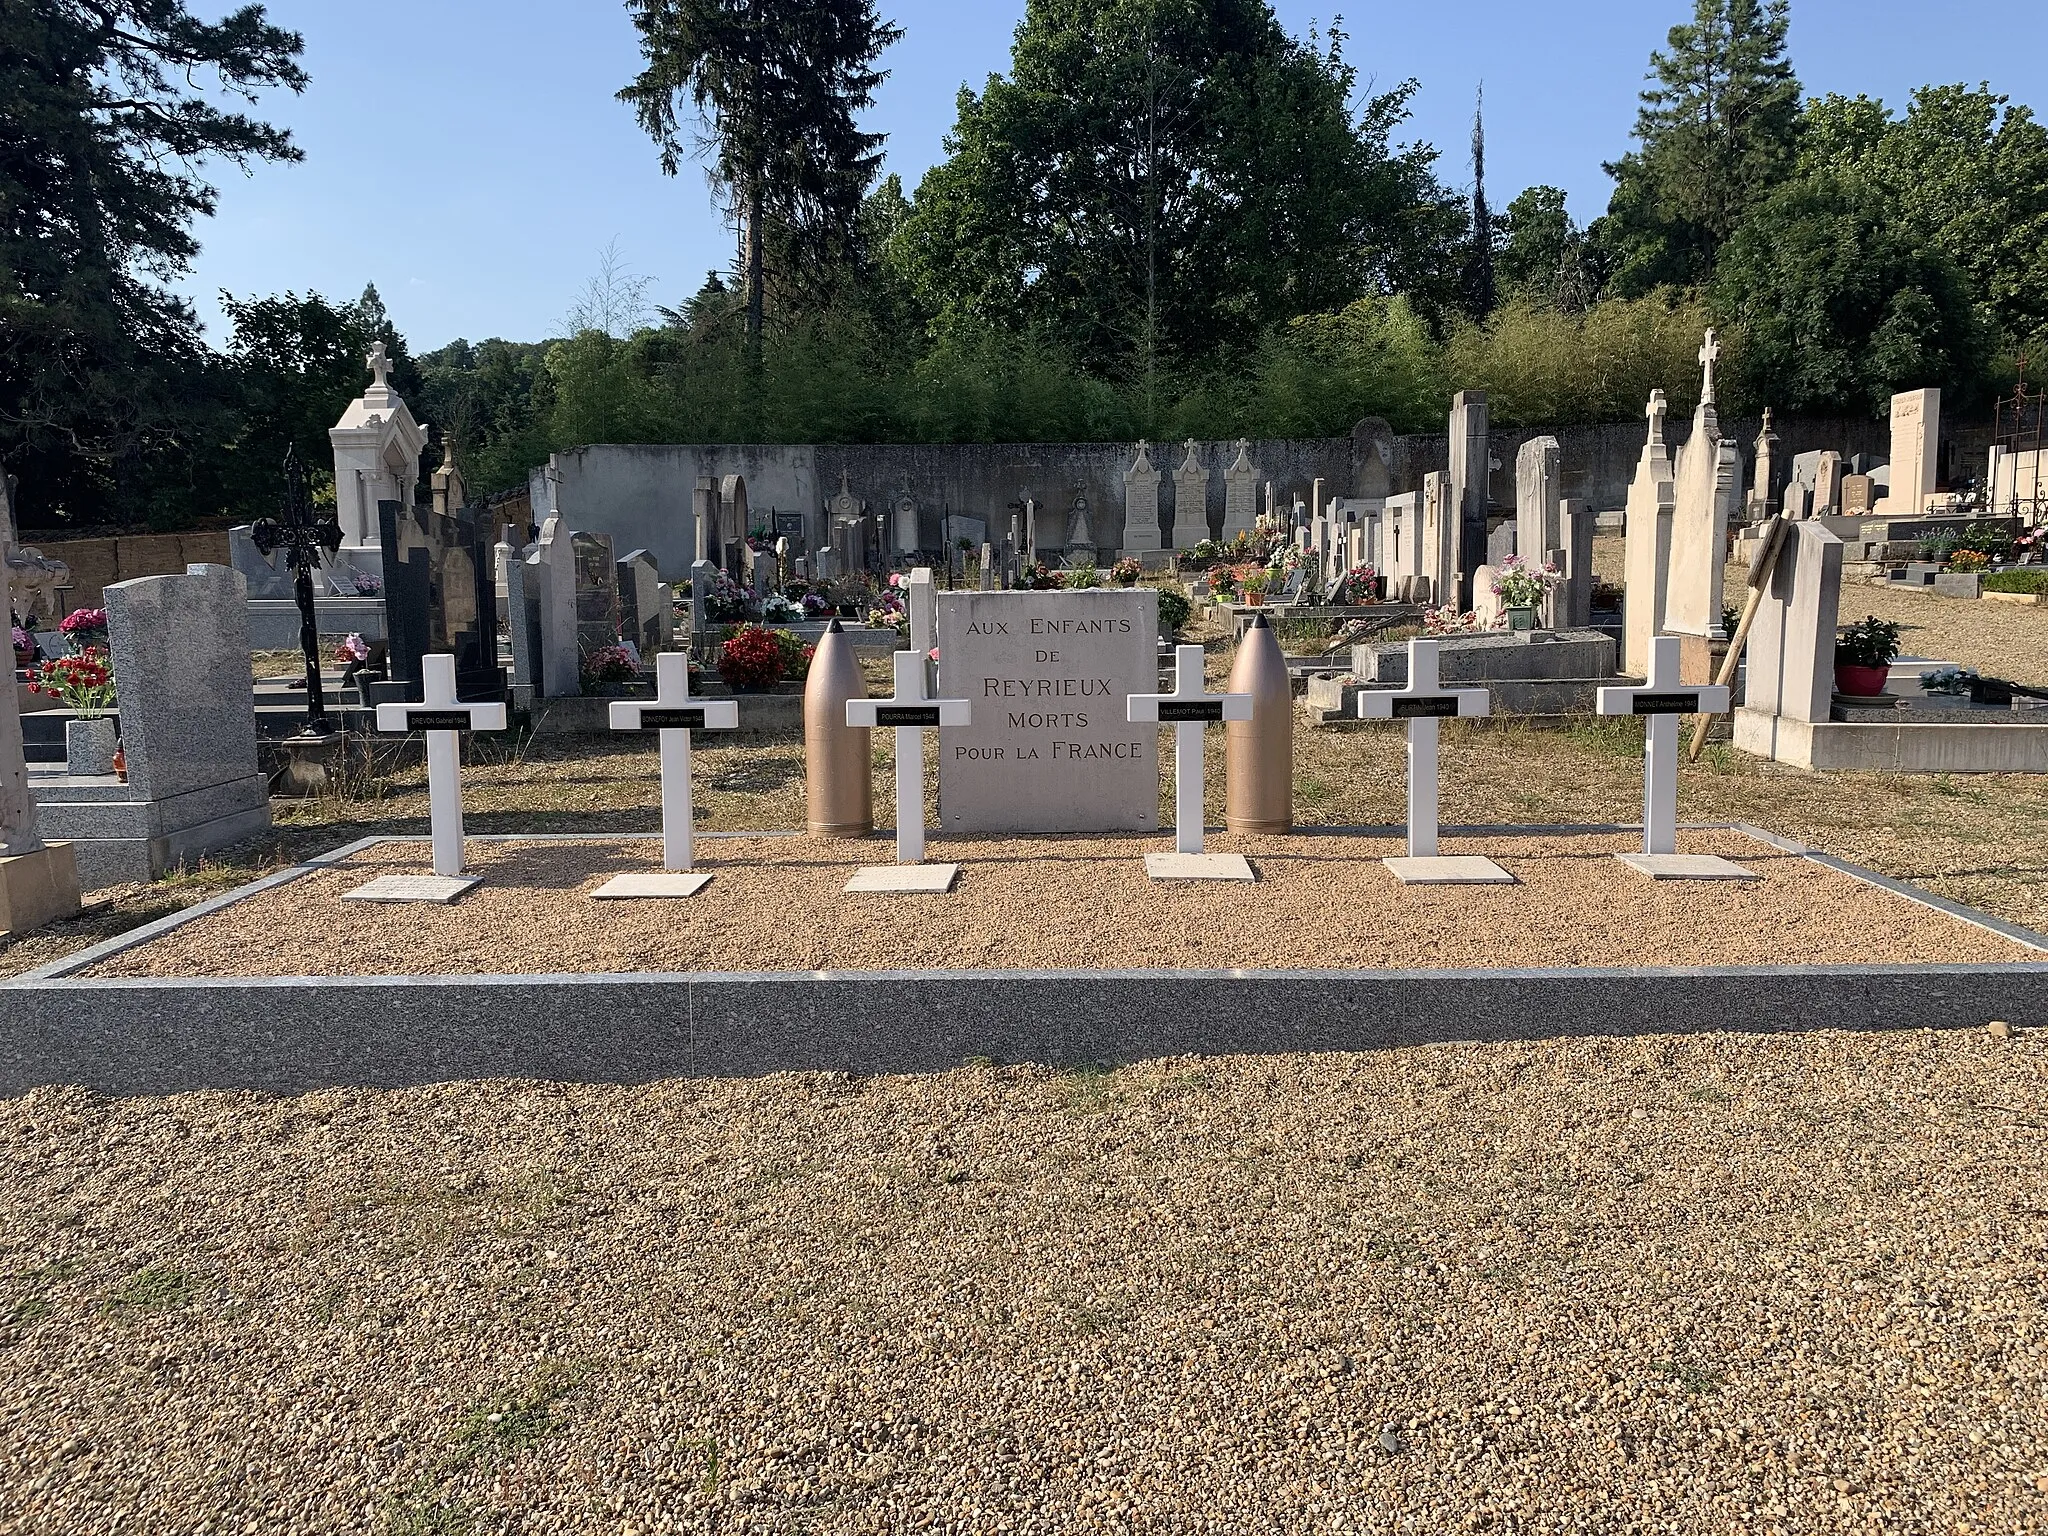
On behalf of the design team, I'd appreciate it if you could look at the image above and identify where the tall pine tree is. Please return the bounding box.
[1463,85,1496,319]
[619,0,903,348]
[0,1,306,526]
[1595,0,1801,295]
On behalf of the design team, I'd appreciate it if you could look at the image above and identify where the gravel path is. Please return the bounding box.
[1,1029,2043,1533]
[83,829,2031,978]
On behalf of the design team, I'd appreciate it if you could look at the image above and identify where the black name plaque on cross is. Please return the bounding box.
[1391,696,1462,719]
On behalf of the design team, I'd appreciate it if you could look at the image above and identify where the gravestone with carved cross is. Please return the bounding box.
[351,653,508,900]
[1357,638,1509,884]
[1128,644,1254,879]
[844,649,970,891]
[595,652,739,897]
[1595,635,1754,879]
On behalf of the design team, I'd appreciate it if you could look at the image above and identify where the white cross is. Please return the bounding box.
[367,340,392,390]
[1597,635,1728,856]
[1128,645,1252,854]
[1357,639,1490,857]
[609,652,738,871]
[375,653,508,876]
[846,650,970,863]
[1698,329,1719,404]
[1645,387,1668,445]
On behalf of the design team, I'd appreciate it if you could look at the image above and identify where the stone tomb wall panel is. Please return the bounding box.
[936,590,1159,834]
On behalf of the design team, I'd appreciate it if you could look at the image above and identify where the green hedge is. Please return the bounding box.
[1983,569,2048,594]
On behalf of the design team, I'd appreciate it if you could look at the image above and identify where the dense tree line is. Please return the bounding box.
[2,0,2040,529]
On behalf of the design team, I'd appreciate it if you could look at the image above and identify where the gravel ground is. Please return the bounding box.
[0,1029,2042,1534]
[82,829,2030,978]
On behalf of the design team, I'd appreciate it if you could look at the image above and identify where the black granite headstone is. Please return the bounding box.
[377,499,505,702]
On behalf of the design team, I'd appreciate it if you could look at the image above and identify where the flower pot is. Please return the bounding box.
[1505,605,1538,633]
[13,645,33,670]
[66,715,118,776]
[1834,662,1891,698]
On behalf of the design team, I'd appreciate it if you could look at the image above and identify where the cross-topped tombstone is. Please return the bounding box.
[1128,644,1253,880]
[1357,638,1508,884]
[596,651,738,897]
[353,653,508,900]
[1596,634,1754,880]
[843,648,969,891]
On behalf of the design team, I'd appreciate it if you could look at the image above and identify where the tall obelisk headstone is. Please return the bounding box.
[1171,440,1210,550]
[1121,441,1163,554]
[1664,330,1734,683]
[1447,391,1489,608]
[1622,389,1677,678]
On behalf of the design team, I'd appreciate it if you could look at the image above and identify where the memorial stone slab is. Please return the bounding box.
[935,589,1160,834]
[572,531,620,658]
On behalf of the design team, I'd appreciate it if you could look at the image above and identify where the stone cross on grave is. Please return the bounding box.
[1596,634,1753,881]
[1357,638,1508,884]
[356,653,508,900]
[1128,644,1254,880]
[1646,387,1668,446]
[1698,329,1720,405]
[844,649,970,891]
[596,652,739,897]
[367,340,392,390]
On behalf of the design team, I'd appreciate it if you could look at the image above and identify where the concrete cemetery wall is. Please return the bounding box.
[528,415,1899,580]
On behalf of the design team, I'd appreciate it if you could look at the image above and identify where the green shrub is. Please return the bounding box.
[1155,586,1192,634]
[1983,569,2048,594]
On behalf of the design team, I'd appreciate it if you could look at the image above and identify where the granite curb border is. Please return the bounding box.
[5,823,2043,1097]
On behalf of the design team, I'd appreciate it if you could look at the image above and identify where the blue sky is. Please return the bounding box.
[179,1,2043,353]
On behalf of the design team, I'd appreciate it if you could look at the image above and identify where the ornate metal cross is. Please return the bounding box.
[251,446,344,734]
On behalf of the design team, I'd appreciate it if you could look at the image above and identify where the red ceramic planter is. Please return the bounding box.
[1834,662,1891,698]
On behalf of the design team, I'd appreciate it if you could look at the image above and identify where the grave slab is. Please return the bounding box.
[1383,855,1516,886]
[342,873,480,903]
[1616,853,1758,882]
[592,872,712,900]
[845,863,959,894]
[1144,852,1256,882]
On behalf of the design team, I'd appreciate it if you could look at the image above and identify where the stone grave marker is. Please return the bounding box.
[616,549,669,658]
[360,652,508,896]
[1128,644,1253,879]
[378,497,502,701]
[572,531,620,659]
[1595,636,1751,879]
[934,589,1160,834]
[1357,638,1506,883]
[845,649,971,891]
[598,652,739,895]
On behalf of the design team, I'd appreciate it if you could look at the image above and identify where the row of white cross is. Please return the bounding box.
[380,635,1728,888]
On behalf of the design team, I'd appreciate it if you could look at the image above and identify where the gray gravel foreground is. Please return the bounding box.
[0,1030,2043,1535]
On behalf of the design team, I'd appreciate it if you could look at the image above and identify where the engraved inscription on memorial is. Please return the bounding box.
[936,590,1159,833]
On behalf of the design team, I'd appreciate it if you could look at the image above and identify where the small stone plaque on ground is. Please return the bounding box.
[591,872,712,899]
[845,864,960,894]
[1383,856,1516,886]
[1144,852,1256,882]
[1616,853,1758,881]
[342,874,480,904]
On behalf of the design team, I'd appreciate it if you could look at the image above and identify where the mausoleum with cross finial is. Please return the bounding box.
[328,340,428,582]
